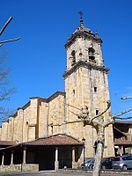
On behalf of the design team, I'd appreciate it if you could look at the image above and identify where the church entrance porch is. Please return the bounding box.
[0,134,84,172]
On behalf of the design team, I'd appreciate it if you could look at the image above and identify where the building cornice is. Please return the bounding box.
[65,30,102,49]
[63,61,109,79]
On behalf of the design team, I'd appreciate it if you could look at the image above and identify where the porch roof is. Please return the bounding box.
[24,134,83,146]
[114,139,132,146]
[0,134,83,152]
[0,141,16,146]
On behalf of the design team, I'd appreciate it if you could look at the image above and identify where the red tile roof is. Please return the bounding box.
[114,138,132,146]
[0,141,16,146]
[24,134,83,146]
[115,120,132,125]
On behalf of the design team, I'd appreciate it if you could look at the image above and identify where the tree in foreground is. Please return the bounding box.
[0,17,20,118]
[50,100,132,176]
[78,101,132,176]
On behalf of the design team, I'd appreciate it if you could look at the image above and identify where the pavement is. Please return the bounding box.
[0,170,132,176]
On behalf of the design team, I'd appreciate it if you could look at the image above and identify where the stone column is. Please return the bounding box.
[1,153,4,165]
[54,147,59,170]
[131,147,132,154]
[119,146,123,156]
[72,147,76,168]
[10,152,14,165]
[23,148,26,164]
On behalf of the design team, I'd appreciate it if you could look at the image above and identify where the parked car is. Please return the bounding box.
[101,157,114,169]
[112,154,132,170]
[81,158,94,170]
[81,157,114,170]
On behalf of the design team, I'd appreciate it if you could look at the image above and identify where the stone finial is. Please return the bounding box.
[95,32,100,39]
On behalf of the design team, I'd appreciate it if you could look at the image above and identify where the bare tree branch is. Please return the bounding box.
[91,101,111,122]
[116,116,132,120]
[0,17,13,36]
[112,108,132,119]
[0,17,19,119]
[103,118,114,127]
[66,103,81,111]
[69,110,80,117]
[0,70,8,82]
[0,88,15,102]
[0,37,21,46]
[48,119,82,127]
[121,96,132,100]
[104,108,132,127]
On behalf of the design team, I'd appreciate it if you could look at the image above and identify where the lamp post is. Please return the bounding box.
[82,138,86,164]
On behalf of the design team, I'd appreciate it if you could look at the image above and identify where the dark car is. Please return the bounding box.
[81,158,94,170]
[81,157,114,170]
[101,157,114,169]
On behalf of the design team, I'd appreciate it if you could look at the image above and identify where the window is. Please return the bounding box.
[89,47,96,62]
[96,110,99,115]
[94,87,97,93]
[73,89,75,96]
[71,50,76,66]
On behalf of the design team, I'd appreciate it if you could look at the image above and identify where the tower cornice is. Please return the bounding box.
[65,28,102,49]
[63,61,109,79]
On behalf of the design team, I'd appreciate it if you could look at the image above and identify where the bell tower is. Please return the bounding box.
[64,13,114,157]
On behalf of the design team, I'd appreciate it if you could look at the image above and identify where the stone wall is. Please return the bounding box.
[48,94,65,136]
[7,117,14,141]
[0,93,65,143]
[38,101,48,138]
[1,122,8,141]
[65,65,114,157]
[0,164,39,172]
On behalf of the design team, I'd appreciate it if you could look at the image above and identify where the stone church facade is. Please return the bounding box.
[0,16,115,171]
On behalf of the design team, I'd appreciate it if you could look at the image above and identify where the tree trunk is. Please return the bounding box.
[92,127,104,176]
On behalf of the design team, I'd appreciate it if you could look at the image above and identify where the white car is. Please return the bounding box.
[112,154,132,170]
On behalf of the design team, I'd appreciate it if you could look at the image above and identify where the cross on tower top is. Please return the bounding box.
[79,11,84,28]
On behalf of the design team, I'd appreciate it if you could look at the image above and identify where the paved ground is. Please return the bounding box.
[0,170,132,176]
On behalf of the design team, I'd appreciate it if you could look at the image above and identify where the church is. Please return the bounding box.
[0,14,124,172]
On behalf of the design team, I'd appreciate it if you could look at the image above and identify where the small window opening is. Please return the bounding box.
[73,89,75,95]
[89,47,96,62]
[94,87,97,93]
[96,110,99,115]
[79,52,82,56]
[71,50,76,66]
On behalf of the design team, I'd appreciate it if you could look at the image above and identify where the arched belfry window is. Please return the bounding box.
[71,50,76,66]
[88,47,96,62]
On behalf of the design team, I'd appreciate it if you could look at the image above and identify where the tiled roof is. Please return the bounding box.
[115,120,132,125]
[0,141,16,146]
[24,134,83,146]
[114,139,132,146]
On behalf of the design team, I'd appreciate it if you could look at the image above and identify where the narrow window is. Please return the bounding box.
[94,87,97,93]
[96,110,99,115]
[89,47,96,62]
[73,89,75,96]
[71,50,76,66]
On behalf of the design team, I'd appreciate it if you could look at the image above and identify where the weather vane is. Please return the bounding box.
[0,16,20,47]
[79,11,84,27]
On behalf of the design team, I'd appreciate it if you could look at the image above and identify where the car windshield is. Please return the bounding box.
[85,159,93,163]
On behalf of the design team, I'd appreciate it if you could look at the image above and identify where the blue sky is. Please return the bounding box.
[0,0,132,118]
